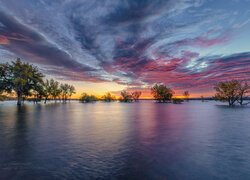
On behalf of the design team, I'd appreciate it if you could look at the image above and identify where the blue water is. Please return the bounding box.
[0,101,250,179]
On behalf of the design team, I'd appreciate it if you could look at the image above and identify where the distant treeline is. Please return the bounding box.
[1,59,249,106]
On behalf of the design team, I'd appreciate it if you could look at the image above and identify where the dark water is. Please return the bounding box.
[0,101,250,180]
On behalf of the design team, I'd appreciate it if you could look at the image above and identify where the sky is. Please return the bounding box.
[0,0,250,98]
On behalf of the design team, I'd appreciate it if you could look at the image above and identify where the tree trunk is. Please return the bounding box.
[240,96,243,105]
[228,97,232,106]
[17,91,22,106]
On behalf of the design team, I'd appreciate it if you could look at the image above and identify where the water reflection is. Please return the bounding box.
[0,101,250,179]
[13,106,30,159]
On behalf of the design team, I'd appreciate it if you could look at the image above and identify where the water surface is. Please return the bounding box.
[0,101,250,179]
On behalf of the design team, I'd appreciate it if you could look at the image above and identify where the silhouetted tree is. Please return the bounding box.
[60,83,70,102]
[68,85,76,101]
[119,90,132,102]
[49,79,60,102]
[80,93,98,103]
[102,92,115,102]
[43,79,51,104]
[131,91,142,102]
[151,84,174,103]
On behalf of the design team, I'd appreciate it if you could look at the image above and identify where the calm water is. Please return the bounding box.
[0,101,250,180]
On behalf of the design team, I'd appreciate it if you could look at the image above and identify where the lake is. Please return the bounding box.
[0,100,250,179]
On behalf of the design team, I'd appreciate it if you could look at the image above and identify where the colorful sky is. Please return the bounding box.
[0,0,250,98]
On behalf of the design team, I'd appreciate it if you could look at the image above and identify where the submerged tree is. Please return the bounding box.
[60,83,70,102]
[31,82,45,104]
[49,79,61,102]
[131,91,142,102]
[237,82,250,105]
[0,59,77,105]
[59,84,75,102]
[213,80,250,106]
[80,93,98,103]
[102,92,115,102]
[0,58,44,106]
[151,84,174,103]
[43,79,52,104]
[68,85,76,101]
[214,80,239,106]
[120,90,132,102]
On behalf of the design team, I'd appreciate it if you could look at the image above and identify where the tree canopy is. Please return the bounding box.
[0,58,76,105]
[80,93,98,103]
[102,92,115,102]
[120,90,133,102]
[214,80,250,106]
[151,84,174,102]
[0,58,44,105]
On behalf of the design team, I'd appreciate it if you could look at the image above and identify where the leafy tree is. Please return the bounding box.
[49,79,61,102]
[214,80,241,106]
[0,58,44,106]
[43,79,52,104]
[68,85,76,101]
[131,91,142,102]
[0,66,6,101]
[1,59,77,104]
[102,92,115,102]
[80,93,98,103]
[31,82,45,103]
[60,83,69,102]
[0,63,13,94]
[151,84,174,103]
[237,81,250,105]
[119,90,132,102]
[60,83,75,102]
[0,63,7,93]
